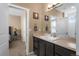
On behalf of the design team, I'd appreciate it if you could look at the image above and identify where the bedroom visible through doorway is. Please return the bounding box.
[9,15,26,56]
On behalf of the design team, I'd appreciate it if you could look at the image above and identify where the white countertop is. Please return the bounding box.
[33,32,76,51]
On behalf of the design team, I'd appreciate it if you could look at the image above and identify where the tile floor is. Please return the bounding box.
[9,39,37,56]
[9,39,26,56]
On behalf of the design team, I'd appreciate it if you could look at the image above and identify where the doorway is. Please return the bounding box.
[9,15,26,56]
[8,4,30,56]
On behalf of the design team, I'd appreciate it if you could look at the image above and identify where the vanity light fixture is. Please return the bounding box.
[48,3,63,10]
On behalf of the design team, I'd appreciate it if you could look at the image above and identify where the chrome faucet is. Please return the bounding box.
[51,33,56,37]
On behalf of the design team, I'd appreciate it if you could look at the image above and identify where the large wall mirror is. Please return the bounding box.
[48,5,76,39]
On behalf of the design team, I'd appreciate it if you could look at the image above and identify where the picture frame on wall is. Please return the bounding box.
[45,15,49,21]
[34,25,38,31]
[33,12,39,19]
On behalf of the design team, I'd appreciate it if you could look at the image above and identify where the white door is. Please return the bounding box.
[0,3,9,56]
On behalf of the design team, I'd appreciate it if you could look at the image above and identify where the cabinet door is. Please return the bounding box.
[33,37,39,49]
[39,40,45,56]
[45,42,54,56]
[55,45,76,56]
[33,37,39,55]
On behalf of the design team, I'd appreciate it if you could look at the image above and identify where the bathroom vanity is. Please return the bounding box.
[33,33,76,56]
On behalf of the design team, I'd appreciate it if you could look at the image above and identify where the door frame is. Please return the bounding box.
[8,4,30,55]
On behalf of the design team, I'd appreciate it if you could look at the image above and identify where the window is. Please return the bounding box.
[50,16,56,33]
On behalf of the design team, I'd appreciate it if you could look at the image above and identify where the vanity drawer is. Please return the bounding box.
[55,45,76,56]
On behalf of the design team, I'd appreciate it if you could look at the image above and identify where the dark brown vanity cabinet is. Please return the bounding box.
[39,39,46,56]
[39,40,54,56]
[55,45,76,56]
[33,37,46,56]
[33,36,76,56]
[33,36,54,56]
[45,42,55,56]
[33,37,39,56]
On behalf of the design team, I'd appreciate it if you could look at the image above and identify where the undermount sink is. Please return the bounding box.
[39,34,59,41]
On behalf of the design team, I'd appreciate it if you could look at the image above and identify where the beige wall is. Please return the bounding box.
[9,15,21,30]
[14,3,44,32]
[13,3,63,52]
